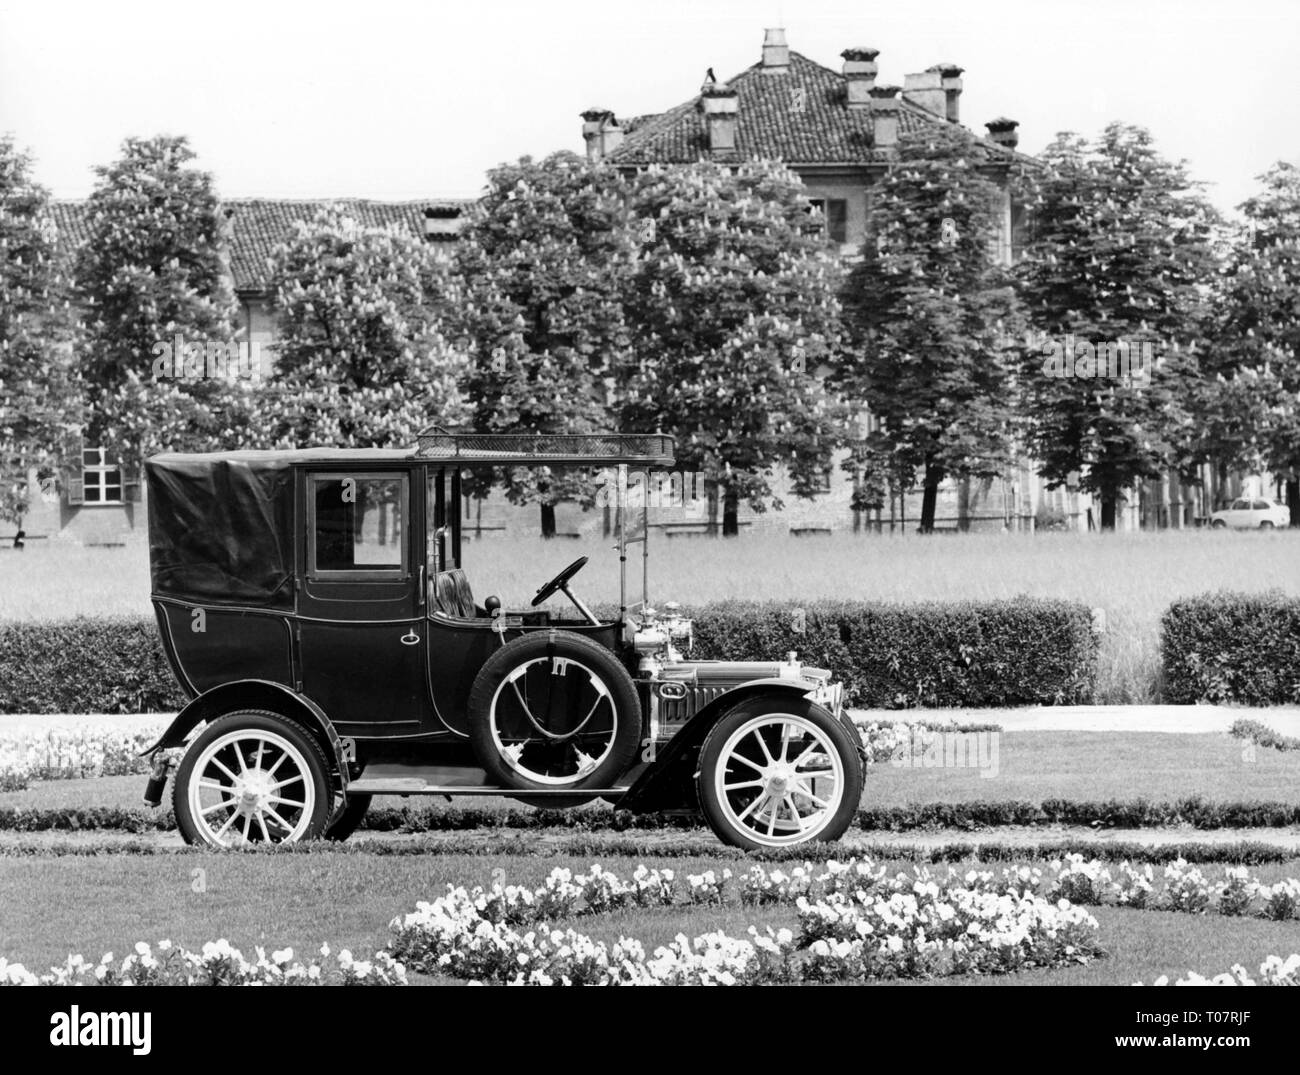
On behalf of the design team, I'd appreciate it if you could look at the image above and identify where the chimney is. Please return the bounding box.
[699,82,739,154]
[902,69,946,117]
[761,27,789,73]
[928,64,964,122]
[984,117,1020,150]
[580,108,624,162]
[870,85,901,147]
[842,47,880,109]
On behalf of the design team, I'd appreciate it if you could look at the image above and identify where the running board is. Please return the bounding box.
[347,780,630,797]
[348,764,627,797]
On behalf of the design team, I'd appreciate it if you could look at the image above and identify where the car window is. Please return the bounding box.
[1230,499,1249,510]
[1252,500,1270,510]
[310,474,407,576]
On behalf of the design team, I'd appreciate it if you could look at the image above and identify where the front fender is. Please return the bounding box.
[142,679,346,781]
[617,678,844,813]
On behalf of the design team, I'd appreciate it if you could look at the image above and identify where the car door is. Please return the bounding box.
[1226,498,1250,527]
[295,468,431,739]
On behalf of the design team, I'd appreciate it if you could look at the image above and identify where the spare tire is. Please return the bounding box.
[467,630,641,801]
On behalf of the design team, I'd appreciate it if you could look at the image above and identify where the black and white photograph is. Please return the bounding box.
[0,0,1297,1050]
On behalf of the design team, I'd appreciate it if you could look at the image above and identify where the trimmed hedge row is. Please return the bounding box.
[684,598,1098,708]
[0,617,182,714]
[0,598,1099,713]
[1162,591,1300,705]
[7,797,1300,835]
[0,835,1291,864]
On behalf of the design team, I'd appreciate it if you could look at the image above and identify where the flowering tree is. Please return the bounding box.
[1016,124,1221,529]
[1203,162,1300,522]
[259,206,467,449]
[74,135,238,470]
[450,152,635,536]
[0,137,79,524]
[838,127,1024,533]
[621,160,843,536]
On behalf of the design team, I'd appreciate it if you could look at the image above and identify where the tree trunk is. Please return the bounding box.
[918,461,942,534]
[1287,478,1299,528]
[706,481,720,537]
[722,488,739,537]
[1100,491,1117,531]
[540,502,556,539]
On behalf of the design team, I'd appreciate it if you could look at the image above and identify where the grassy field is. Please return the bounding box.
[2,529,1297,702]
[7,731,1299,812]
[2,850,1298,986]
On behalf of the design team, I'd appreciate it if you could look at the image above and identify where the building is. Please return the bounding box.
[25,198,468,543]
[577,28,1259,534]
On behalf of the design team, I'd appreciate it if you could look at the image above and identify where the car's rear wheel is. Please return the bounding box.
[325,792,372,841]
[697,696,863,851]
[173,710,332,847]
[1261,520,1275,529]
[467,631,641,807]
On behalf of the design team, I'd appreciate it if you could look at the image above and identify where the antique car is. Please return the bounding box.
[141,430,864,850]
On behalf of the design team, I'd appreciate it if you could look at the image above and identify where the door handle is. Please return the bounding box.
[400,630,420,646]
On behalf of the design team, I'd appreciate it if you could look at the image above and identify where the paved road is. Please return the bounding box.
[5,705,1300,736]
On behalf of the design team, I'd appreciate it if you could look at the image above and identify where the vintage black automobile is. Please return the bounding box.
[141,430,864,850]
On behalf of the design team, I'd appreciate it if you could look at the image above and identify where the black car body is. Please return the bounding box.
[143,431,863,850]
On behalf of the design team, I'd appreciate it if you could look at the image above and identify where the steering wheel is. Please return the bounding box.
[532,556,589,607]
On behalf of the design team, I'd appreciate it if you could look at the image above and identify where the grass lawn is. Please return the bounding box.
[6,731,1299,813]
[2,851,1298,986]
[3,530,1299,702]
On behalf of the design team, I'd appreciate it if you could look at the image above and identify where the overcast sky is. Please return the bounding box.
[1,0,1295,214]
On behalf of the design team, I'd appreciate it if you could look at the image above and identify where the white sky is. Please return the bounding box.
[0,0,1296,214]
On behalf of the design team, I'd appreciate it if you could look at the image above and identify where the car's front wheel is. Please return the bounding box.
[173,710,333,847]
[1210,519,1227,529]
[696,696,863,850]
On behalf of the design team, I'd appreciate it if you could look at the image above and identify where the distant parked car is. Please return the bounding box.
[1209,498,1291,529]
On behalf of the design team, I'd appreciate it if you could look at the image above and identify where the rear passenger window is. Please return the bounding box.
[309,474,407,577]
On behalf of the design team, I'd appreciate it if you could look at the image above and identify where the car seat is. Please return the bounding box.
[431,568,479,618]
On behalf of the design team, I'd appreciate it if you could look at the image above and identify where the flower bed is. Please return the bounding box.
[0,940,406,986]
[0,724,163,791]
[1139,955,1300,986]
[387,857,1104,984]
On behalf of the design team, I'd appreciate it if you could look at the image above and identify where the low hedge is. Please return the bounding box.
[1162,591,1300,704]
[686,597,1098,707]
[0,836,1291,864]
[0,597,1098,713]
[0,617,182,714]
[8,797,1300,835]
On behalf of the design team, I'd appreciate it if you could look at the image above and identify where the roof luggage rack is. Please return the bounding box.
[415,429,675,467]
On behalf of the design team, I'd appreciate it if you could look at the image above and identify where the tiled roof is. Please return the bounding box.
[605,50,1027,167]
[50,197,471,292]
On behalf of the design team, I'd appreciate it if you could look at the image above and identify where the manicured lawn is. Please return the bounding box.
[2,851,1298,986]
[7,731,1299,812]
[3,530,1299,702]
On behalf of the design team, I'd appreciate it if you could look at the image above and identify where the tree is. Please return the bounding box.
[260,206,466,450]
[838,126,1024,533]
[450,152,635,537]
[0,137,80,525]
[74,135,239,470]
[1206,162,1300,522]
[1017,124,1221,529]
[621,159,843,536]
